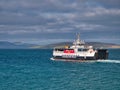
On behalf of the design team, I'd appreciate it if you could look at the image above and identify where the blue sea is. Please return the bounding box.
[0,49,120,90]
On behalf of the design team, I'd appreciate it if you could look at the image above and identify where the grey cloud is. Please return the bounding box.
[0,0,120,44]
[84,7,120,17]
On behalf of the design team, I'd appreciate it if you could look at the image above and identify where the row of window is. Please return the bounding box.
[54,48,90,52]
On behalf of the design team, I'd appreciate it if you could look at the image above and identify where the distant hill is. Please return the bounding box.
[0,41,37,49]
[86,42,120,49]
[0,41,120,49]
[31,42,120,49]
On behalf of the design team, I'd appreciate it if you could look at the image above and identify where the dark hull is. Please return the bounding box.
[51,57,97,62]
[53,56,97,60]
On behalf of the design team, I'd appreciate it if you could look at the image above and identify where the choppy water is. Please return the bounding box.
[0,49,120,90]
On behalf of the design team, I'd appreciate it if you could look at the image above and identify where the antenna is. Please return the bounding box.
[76,33,80,40]
[77,33,80,40]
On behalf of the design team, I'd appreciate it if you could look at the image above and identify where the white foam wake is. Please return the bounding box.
[50,57,55,61]
[97,60,120,64]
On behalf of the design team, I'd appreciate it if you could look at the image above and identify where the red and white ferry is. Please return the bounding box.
[51,34,108,62]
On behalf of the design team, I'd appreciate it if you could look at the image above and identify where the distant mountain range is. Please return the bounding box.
[31,42,120,49]
[0,41,120,49]
[0,41,36,49]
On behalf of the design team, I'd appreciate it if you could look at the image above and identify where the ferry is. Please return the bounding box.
[51,34,108,62]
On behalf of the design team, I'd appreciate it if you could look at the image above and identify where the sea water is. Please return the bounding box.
[0,49,120,90]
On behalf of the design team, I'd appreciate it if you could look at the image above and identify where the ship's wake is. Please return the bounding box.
[97,60,120,64]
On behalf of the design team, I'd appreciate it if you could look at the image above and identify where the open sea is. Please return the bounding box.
[0,49,120,90]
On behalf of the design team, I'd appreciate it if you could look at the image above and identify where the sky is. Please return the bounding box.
[0,0,120,45]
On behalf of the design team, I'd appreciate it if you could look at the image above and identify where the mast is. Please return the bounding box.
[73,33,85,45]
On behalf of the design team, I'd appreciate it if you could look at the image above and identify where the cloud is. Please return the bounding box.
[84,7,120,17]
[0,0,120,23]
[0,0,120,44]
[75,24,105,30]
[0,22,108,35]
